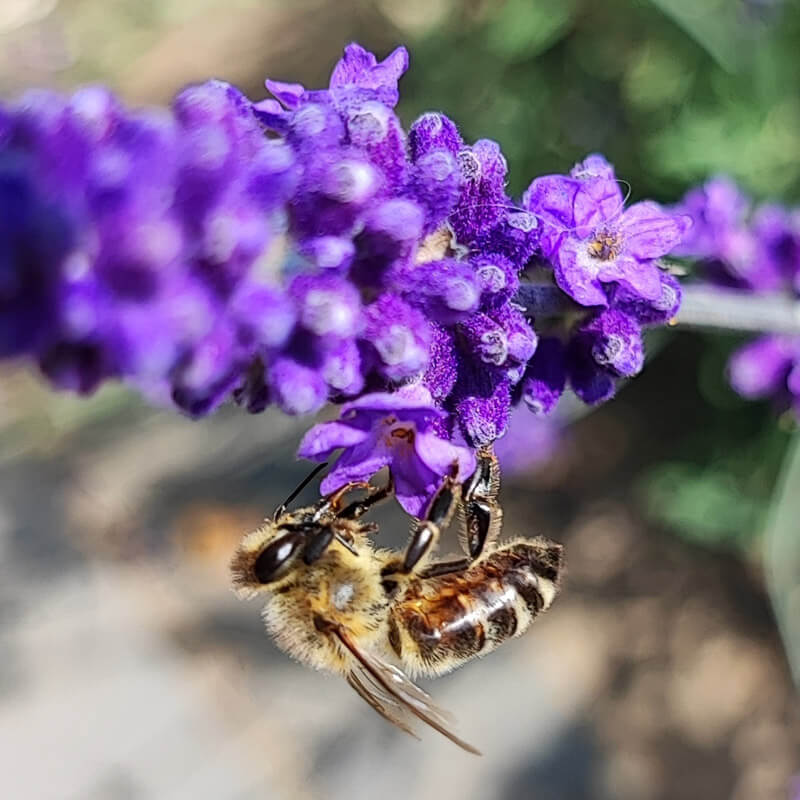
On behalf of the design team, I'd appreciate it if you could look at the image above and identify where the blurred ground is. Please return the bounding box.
[1,1,800,798]
[0,356,798,800]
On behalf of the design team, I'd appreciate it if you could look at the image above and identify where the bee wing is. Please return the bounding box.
[346,670,419,740]
[334,627,481,755]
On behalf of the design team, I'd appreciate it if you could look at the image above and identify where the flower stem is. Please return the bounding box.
[677,285,800,336]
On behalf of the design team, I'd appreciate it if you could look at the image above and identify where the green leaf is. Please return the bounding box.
[644,0,746,72]
[486,0,579,61]
[765,434,800,687]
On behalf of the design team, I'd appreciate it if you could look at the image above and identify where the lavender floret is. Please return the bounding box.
[298,384,475,516]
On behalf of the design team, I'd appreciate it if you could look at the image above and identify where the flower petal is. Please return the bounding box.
[597,254,662,301]
[574,177,624,229]
[620,201,686,260]
[390,448,440,517]
[319,431,392,494]
[523,174,581,231]
[265,80,305,109]
[297,420,369,460]
[340,384,439,415]
[553,239,608,307]
[414,430,476,482]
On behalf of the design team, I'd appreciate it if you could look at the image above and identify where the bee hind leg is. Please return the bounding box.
[459,447,502,561]
[415,448,502,579]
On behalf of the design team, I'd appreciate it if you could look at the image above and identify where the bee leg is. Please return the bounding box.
[338,474,394,520]
[460,447,501,561]
[418,557,472,579]
[325,481,374,512]
[418,449,501,578]
[389,465,461,576]
[310,480,374,523]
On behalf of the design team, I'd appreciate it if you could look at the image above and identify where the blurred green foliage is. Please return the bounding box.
[398,0,799,551]
[400,0,800,200]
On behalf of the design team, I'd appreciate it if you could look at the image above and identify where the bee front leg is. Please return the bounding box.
[338,473,394,520]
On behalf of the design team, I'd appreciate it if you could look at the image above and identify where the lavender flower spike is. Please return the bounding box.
[298,384,476,516]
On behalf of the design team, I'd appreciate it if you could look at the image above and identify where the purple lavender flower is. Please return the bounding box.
[672,177,800,292]
[524,154,689,307]
[298,384,476,516]
[673,176,800,416]
[728,335,800,415]
[671,176,749,262]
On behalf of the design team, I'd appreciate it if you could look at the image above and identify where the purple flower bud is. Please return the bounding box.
[289,273,362,338]
[346,102,407,191]
[405,149,462,233]
[522,337,566,415]
[475,210,540,270]
[170,320,244,417]
[298,236,355,271]
[398,258,480,325]
[362,293,431,381]
[230,283,295,349]
[490,303,537,365]
[322,337,364,396]
[580,308,644,377]
[472,253,520,311]
[328,43,409,109]
[453,361,512,446]
[0,156,73,357]
[459,313,509,366]
[408,112,463,161]
[422,323,458,402]
[728,335,795,398]
[565,336,616,405]
[613,271,682,325]
[270,356,328,415]
[350,199,424,287]
[451,139,509,245]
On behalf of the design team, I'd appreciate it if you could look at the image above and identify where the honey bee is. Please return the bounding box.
[231,450,563,753]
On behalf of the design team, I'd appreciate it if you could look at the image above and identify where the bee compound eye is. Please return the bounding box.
[253,530,306,584]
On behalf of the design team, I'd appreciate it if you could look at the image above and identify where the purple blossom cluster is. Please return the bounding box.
[520,155,688,409]
[672,177,800,417]
[0,43,690,514]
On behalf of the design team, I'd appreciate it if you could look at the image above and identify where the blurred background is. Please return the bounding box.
[1,1,799,798]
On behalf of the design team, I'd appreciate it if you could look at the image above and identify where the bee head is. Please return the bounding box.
[230,524,307,596]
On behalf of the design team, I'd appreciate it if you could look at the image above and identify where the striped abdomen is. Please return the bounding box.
[388,538,563,678]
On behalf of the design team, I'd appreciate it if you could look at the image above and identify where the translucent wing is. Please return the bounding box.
[346,671,419,740]
[334,627,481,755]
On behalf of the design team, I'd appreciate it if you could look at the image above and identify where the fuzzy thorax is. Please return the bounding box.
[260,540,391,674]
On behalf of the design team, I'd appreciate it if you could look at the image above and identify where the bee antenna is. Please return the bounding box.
[274,462,328,520]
